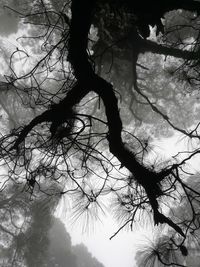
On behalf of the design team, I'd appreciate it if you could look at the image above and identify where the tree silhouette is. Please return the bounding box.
[47,217,105,267]
[0,183,60,266]
[0,182,105,267]
[1,1,200,264]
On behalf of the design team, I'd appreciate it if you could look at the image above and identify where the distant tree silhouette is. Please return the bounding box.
[0,183,60,266]
[0,183,105,267]
[73,244,104,267]
[47,217,105,267]
[1,1,200,265]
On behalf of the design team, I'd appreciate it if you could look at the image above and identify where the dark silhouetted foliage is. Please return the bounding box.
[1,1,200,266]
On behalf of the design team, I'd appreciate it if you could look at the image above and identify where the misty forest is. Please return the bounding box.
[2,0,200,266]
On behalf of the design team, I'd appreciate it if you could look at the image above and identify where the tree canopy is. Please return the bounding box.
[1,0,200,265]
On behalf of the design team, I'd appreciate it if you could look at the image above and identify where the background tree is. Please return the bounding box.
[0,182,105,267]
[47,217,105,267]
[0,182,60,266]
[1,1,200,265]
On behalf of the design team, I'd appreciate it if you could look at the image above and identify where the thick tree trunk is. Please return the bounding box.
[67,0,185,236]
[12,0,200,236]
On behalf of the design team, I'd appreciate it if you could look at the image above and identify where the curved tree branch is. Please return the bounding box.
[66,0,185,235]
[11,0,200,237]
